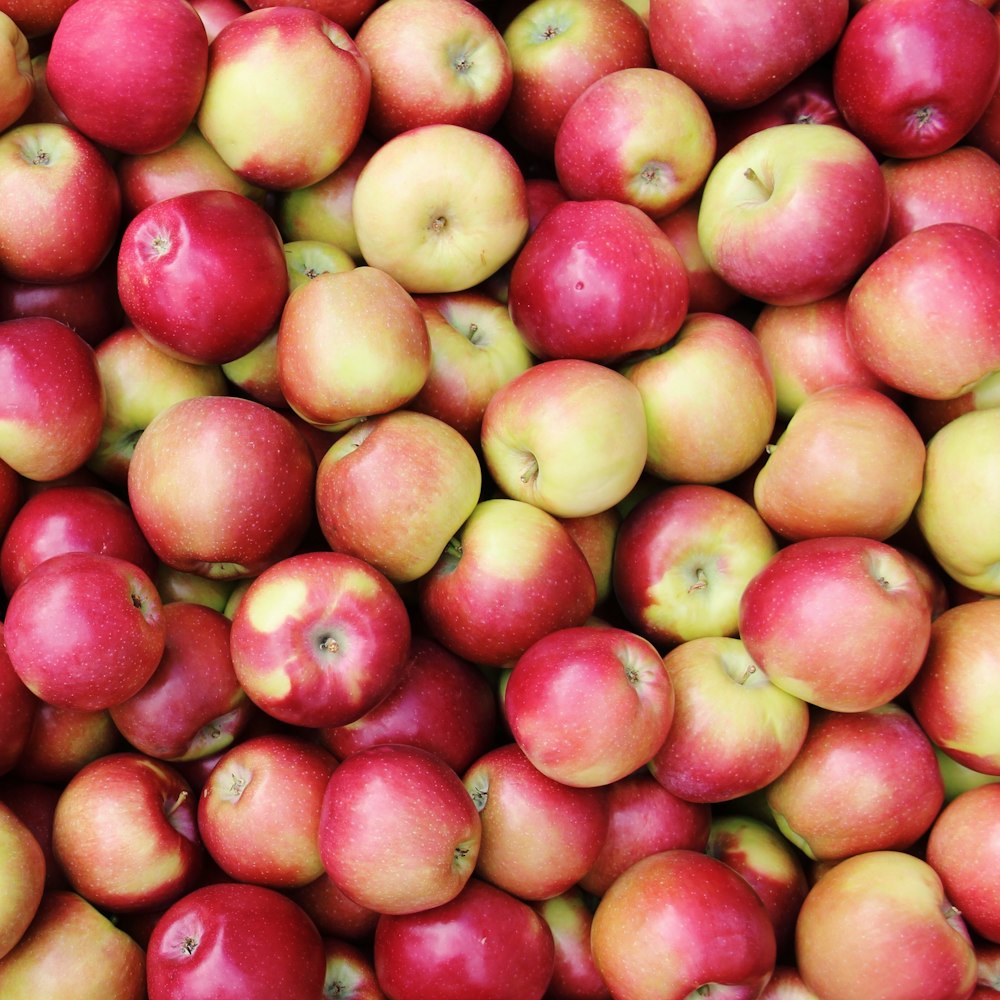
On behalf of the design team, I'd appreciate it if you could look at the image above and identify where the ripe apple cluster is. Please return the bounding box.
[3,0,1000,997]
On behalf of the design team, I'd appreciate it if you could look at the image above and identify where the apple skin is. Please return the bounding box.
[506,198,689,363]
[648,0,848,110]
[417,498,597,668]
[590,849,777,1000]
[229,550,411,730]
[318,743,482,916]
[287,873,379,943]
[908,599,1000,775]
[504,624,675,788]
[46,0,208,155]
[532,888,610,1000]
[188,0,247,41]
[648,635,809,804]
[0,0,75,38]
[846,223,1000,401]
[197,6,371,191]
[0,13,32,131]
[0,623,37,777]
[320,937,384,1000]
[373,877,556,1000]
[463,742,610,901]
[126,395,316,580]
[0,800,43,960]
[758,967,822,999]
[118,189,290,366]
[146,882,327,1000]
[737,536,932,713]
[697,122,888,307]
[795,851,978,1000]
[832,0,1000,159]
[752,384,926,541]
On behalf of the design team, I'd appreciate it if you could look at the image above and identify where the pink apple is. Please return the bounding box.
[532,888,610,1000]
[189,0,247,41]
[242,0,376,32]
[0,800,43,960]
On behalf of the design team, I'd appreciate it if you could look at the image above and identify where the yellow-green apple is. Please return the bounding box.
[0,624,37,777]
[620,311,776,484]
[697,123,888,306]
[118,189,289,366]
[481,359,647,518]
[115,125,265,220]
[531,888,609,1000]
[463,742,609,900]
[242,0,377,33]
[109,602,251,763]
[12,702,123,785]
[751,291,891,420]
[846,223,1000,400]
[500,0,651,159]
[612,483,778,648]
[0,12,31,131]
[833,0,1000,159]
[88,326,227,488]
[795,851,978,1000]
[927,784,1000,943]
[648,0,847,109]
[198,733,337,889]
[126,395,316,579]
[319,635,499,775]
[738,536,933,712]
[229,550,410,729]
[4,551,166,711]
[353,124,529,295]
[277,265,430,431]
[417,498,598,667]
[154,565,235,612]
[282,238,355,292]
[648,635,809,803]
[916,407,1000,593]
[355,0,512,139]
[908,372,1000,440]
[197,6,370,190]
[45,0,208,155]
[0,890,146,999]
[937,747,1000,804]
[765,703,945,862]
[408,290,535,443]
[753,384,926,541]
[0,122,121,284]
[0,801,43,960]
[559,508,620,607]
[706,814,810,961]
[318,743,481,915]
[554,67,715,218]
[146,882,326,1000]
[288,873,379,943]
[507,199,689,362]
[373,877,555,1000]
[591,849,777,1000]
[504,624,674,788]
[51,752,201,913]
[909,600,1000,775]
[320,938,384,1000]
[579,770,711,896]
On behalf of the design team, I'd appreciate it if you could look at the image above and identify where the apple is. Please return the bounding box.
[320,937,384,1000]
[832,0,1000,159]
[0,12,31,131]
[758,967,822,999]
[795,851,978,1000]
[648,0,847,109]
[281,238,355,293]
[612,483,778,649]
[463,741,610,900]
[504,624,674,788]
[0,800,43,960]
[46,0,209,155]
[764,703,945,862]
[481,359,648,518]
[417,498,598,668]
[532,888,610,1000]
[287,873,380,943]
[620,311,776,484]
[242,0,376,31]
[319,743,482,916]
[506,199,689,362]
[737,535,932,712]
[0,623,36,777]
[373,877,556,1000]
[1,777,64,894]
[146,882,327,1000]
[697,122,888,306]
[647,635,809,804]
[189,0,247,41]
[127,395,316,580]
[590,849,777,1000]
[197,6,371,190]
[0,0,75,37]
[117,189,290,366]
[559,508,620,607]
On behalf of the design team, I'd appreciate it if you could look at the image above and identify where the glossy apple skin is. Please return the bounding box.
[46,0,208,155]
[507,199,688,362]
[531,888,609,1000]
[0,622,37,777]
[146,882,327,1000]
[118,189,289,365]
[373,877,555,1000]
[591,849,777,1000]
[833,0,1000,159]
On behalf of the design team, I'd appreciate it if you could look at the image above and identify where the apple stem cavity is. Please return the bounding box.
[688,568,708,593]
[737,663,757,686]
[519,453,539,485]
[743,166,773,200]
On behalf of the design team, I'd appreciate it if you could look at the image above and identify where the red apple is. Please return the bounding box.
[0,799,43,960]
[0,0,74,38]
[0,623,35,778]
[287,873,379,943]
[12,702,123,785]
[320,937,384,1000]
[532,888,610,1000]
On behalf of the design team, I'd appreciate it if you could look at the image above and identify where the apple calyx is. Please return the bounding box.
[218,762,252,804]
[452,839,476,870]
[467,774,489,812]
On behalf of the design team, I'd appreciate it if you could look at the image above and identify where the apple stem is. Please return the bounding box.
[743,166,772,199]
[737,663,757,686]
[519,453,539,485]
[164,789,189,819]
[445,537,463,560]
[688,568,708,593]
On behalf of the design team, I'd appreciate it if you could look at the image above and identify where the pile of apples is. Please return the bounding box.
[4,0,1000,995]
